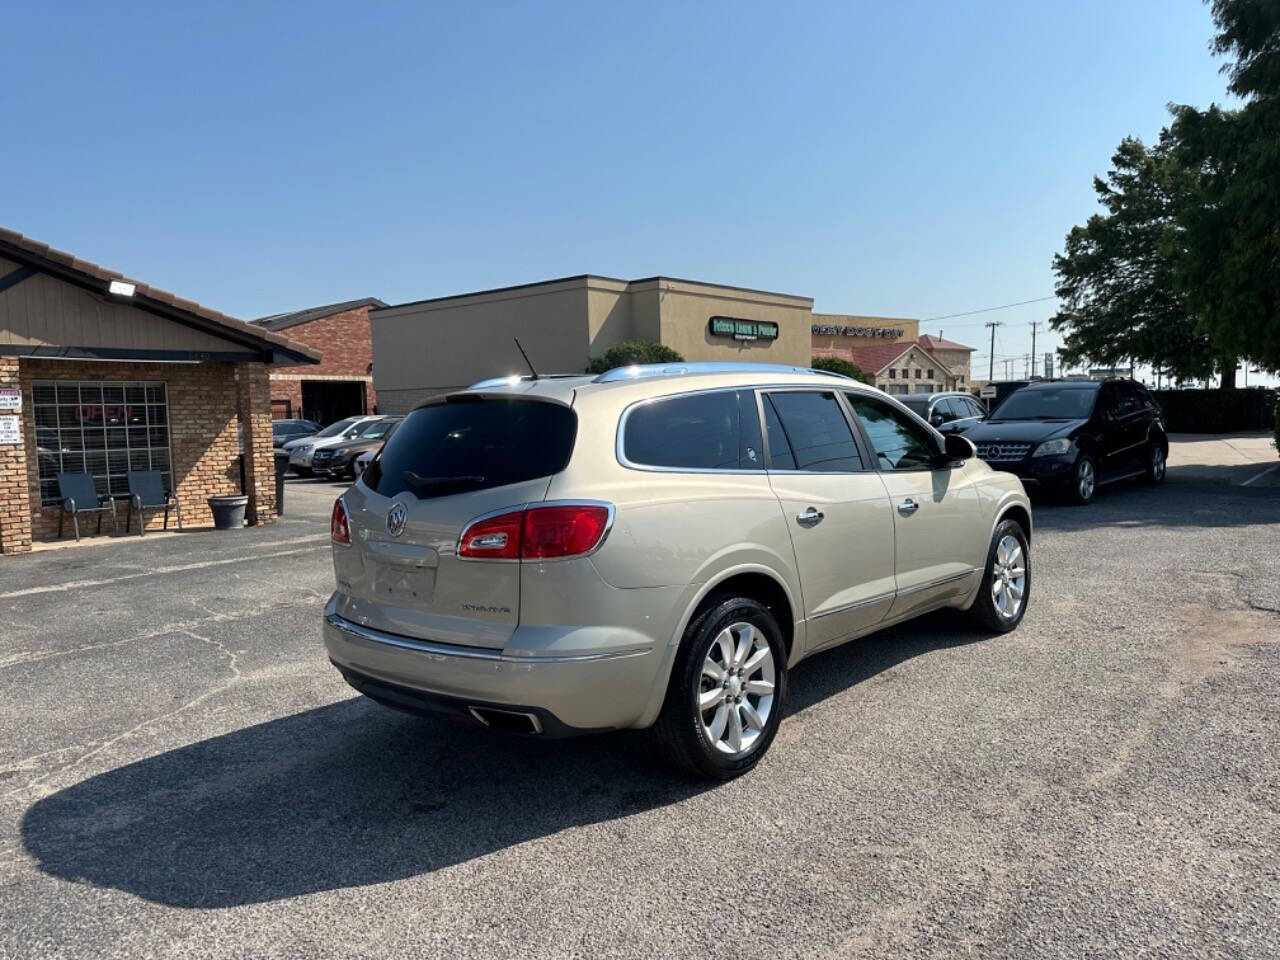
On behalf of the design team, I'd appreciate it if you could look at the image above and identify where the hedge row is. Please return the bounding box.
[1151,388,1277,434]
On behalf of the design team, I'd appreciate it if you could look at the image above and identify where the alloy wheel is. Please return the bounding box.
[1078,459,1096,501]
[698,621,776,756]
[990,534,1026,620]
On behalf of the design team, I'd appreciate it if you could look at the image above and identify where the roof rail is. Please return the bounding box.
[466,374,587,390]
[592,362,850,384]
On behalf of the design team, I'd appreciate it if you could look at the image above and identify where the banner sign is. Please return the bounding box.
[0,388,19,411]
[709,317,779,341]
[0,416,20,444]
[811,323,904,339]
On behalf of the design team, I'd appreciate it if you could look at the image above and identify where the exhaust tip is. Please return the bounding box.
[468,706,543,735]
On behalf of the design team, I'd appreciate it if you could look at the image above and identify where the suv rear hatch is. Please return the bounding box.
[331,394,577,648]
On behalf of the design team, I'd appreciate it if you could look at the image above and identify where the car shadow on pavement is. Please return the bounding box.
[20,615,976,908]
[1028,481,1280,532]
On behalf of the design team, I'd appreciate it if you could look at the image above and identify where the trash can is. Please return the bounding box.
[208,495,248,530]
[274,450,289,516]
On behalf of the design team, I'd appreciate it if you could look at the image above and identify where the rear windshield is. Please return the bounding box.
[362,397,577,499]
[897,396,930,414]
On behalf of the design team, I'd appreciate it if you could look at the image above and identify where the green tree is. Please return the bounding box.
[1050,137,1222,383]
[810,355,874,384]
[587,341,684,374]
[1052,1,1280,385]
[1165,0,1280,376]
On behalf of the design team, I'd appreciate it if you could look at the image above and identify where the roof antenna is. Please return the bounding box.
[513,338,539,379]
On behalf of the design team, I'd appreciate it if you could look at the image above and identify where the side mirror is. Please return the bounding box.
[943,433,976,462]
[929,413,945,427]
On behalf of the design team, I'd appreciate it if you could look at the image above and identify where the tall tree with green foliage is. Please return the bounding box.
[1168,0,1280,376]
[1052,0,1280,384]
[1050,137,1220,383]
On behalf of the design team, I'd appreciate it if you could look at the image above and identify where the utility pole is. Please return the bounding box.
[1029,321,1040,377]
[1003,358,1013,379]
[985,320,1001,382]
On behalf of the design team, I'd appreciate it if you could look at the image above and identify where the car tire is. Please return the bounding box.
[1143,442,1166,485]
[653,596,788,780]
[1065,454,1097,505]
[970,518,1031,633]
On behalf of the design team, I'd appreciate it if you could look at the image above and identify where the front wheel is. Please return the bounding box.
[1143,442,1166,485]
[970,519,1031,633]
[1064,455,1097,505]
[653,597,788,779]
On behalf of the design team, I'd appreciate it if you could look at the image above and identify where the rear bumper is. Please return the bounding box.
[322,598,665,732]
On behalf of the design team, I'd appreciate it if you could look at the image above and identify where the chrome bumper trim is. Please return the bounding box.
[325,612,651,664]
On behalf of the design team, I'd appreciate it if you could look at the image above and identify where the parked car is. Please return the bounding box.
[963,378,1167,505]
[353,448,376,479]
[286,415,380,476]
[311,417,402,479]
[323,362,1032,779]
[897,392,987,434]
[272,418,320,449]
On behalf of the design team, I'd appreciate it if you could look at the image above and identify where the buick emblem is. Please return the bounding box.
[386,502,408,537]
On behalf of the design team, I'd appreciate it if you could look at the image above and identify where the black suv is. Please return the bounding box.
[962,379,1168,504]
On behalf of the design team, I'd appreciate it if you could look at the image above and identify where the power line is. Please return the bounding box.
[921,295,1056,324]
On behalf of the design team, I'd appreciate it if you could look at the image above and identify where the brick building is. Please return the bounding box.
[0,228,318,554]
[251,298,385,424]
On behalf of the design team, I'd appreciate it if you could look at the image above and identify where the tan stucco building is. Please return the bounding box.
[371,274,974,411]
[371,276,815,412]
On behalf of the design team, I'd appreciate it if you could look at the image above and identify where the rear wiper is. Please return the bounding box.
[402,472,487,494]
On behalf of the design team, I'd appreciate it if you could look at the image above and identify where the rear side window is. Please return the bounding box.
[764,391,864,472]
[363,398,576,499]
[623,390,762,470]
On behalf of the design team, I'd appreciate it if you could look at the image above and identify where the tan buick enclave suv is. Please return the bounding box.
[324,363,1032,778]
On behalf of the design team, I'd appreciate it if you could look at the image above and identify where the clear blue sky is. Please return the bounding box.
[2,0,1246,379]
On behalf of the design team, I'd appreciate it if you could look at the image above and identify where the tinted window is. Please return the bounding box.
[934,399,962,423]
[623,390,762,470]
[963,397,987,419]
[314,417,359,438]
[898,396,931,415]
[764,391,863,472]
[1114,381,1140,415]
[763,396,795,470]
[991,385,1099,420]
[845,394,938,470]
[363,398,576,499]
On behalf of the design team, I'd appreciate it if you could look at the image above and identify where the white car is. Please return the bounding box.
[286,416,380,475]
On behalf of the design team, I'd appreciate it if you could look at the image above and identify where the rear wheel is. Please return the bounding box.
[970,519,1031,633]
[653,597,787,779]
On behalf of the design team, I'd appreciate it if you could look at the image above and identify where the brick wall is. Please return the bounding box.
[267,305,377,416]
[235,363,276,525]
[0,358,33,553]
[16,359,247,542]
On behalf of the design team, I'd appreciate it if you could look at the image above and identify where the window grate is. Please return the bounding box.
[32,380,172,506]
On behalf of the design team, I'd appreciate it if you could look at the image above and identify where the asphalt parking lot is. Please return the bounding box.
[1,473,1278,959]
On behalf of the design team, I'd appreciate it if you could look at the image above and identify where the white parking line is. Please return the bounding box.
[0,538,328,599]
[1241,463,1280,487]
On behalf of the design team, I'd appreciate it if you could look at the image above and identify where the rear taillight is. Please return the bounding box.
[331,498,351,545]
[457,509,524,560]
[521,504,611,559]
[458,502,612,561]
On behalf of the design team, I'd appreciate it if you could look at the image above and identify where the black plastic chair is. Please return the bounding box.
[125,470,182,536]
[56,472,118,541]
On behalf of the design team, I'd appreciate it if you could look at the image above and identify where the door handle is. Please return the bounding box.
[897,498,919,516]
[796,507,824,526]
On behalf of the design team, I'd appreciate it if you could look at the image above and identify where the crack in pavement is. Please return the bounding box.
[3,629,245,801]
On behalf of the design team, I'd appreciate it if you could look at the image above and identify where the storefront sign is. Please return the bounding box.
[811,323,904,339]
[709,317,779,341]
[0,416,20,444]
[0,388,20,411]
